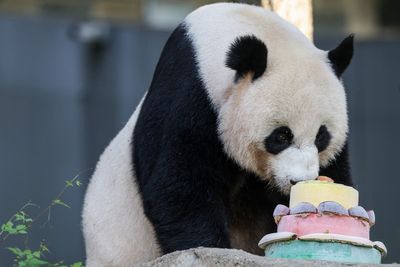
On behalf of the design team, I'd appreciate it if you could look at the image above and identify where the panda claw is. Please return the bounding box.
[318,201,348,216]
[367,210,376,226]
[290,202,317,215]
[348,206,369,221]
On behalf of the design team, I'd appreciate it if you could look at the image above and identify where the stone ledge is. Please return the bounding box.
[136,247,397,267]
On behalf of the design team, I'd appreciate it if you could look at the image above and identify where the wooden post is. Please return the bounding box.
[261,0,313,41]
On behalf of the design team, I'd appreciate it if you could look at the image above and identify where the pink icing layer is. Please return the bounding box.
[277,213,370,239]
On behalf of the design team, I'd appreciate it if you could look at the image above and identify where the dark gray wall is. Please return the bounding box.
[0,13,170,265]
[0,13,398,264]
[343,40,400,260]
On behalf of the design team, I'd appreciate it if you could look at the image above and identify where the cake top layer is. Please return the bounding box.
[289,177,359,209]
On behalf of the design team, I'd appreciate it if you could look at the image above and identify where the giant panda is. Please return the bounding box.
[82,3,354,266]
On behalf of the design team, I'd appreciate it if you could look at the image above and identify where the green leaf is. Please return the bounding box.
[70,262,83,267]
[2,221,14,232]
[15,214,24,221]
[65,180,74,187]
[75,180,82,187]
[16,224,27,231]
[32,251,41,258]
[7,247,24,257]
[14,211,32,224]
[53,199,71,209]
[26,257,48,266]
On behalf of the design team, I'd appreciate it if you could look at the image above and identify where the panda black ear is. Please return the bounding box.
[328,34,354,77]
[226,35,268,82]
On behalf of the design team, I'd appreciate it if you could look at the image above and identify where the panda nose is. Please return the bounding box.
[290,179,299,185]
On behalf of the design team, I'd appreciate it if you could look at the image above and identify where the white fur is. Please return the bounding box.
[82,94,160,267]
[271,145,319,194]
[186,3,348,194]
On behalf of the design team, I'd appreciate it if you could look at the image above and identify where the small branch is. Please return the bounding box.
[0,173,84,245]
[31,174,80,225]
[0,201,37,238]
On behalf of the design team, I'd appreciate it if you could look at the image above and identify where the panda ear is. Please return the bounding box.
[328,34,354,77]
[226,35,268,82]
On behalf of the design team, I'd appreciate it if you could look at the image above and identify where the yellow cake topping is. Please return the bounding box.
[289,178,358,209]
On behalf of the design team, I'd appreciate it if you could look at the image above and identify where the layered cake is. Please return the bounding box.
[258,177,387,264]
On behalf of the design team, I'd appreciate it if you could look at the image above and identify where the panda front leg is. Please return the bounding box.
[139,159,231,254]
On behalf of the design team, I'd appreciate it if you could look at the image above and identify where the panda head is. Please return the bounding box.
[186,4,354,195]
[217,34,353,194]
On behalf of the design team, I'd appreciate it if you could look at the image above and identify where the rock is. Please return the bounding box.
[135,247,397,267]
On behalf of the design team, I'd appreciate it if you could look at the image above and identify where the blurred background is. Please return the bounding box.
[0,0,399,265]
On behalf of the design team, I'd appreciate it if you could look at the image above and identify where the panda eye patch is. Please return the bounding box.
[264,126,293,154]
[315,125,331,152]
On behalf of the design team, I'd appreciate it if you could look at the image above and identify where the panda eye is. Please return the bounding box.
[315,125,331,152]
[264,126,293,154]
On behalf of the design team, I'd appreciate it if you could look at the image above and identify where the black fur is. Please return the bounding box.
[226,35,268,81]
[264,126,294,155]
[315,125,331,152]
[134,24,281,255]
[328,34,354,77]
[133,23,352,255]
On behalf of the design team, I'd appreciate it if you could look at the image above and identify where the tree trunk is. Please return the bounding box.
[261,0,313,41]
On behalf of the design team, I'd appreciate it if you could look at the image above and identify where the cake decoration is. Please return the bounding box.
[277,213,370,238]
[289,179,358,209]
[259,176,387,264]
[289,202,317,215]
[348,206,369,221]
